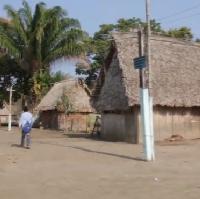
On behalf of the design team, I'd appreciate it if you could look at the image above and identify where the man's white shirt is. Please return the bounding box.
[19,112,33,128]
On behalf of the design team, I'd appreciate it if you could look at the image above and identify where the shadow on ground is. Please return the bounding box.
[11,144,22,148]
[34,140,145,162]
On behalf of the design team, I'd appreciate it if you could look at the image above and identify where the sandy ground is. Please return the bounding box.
[0,127,200,199]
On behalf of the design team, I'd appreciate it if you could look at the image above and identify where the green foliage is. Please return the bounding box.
[32,69,68,103]
[93,24,115,40]
[0,1,85,103]
[56,92,74,114]
[77,17,163,86]
[78,18,194,87]
[166,27,193,40]
[116,18,143,32]
[93,17,163,37]
[0,1,85,74]
[51,71,70,83]
[148,19,163,33]
[0,55,31,105]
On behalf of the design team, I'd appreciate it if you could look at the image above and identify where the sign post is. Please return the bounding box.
[7,85,15,132]
[134,29,155,161]
[134,56,146,70]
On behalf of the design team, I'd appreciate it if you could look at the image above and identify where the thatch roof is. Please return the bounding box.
[75,57,91,69]
[37,79,94,113]
[94,32,200,111]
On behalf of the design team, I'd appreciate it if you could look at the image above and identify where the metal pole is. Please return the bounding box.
[8,85,13,131]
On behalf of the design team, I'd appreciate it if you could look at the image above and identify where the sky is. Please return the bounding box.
[1,0,200,74]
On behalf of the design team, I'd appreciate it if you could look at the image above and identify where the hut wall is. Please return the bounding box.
[138,106,200,142]
[101,107,200,143]
[40,110,59,129]
[40,111,96,132]
[155,107,200,141]
[101,112,138,143]
[58,113,89,132]
[0,115,8,124]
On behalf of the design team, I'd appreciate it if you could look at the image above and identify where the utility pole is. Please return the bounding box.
[7,84,15,132]
[138,29,144,88]
[146,0,151,91]
[145,0,155,160]
[134,27,154,161]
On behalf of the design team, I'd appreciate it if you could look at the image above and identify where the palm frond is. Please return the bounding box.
[4,4,28,46]
[1,2,85,74]
[43,42,84,66]
[0,32,20,57]
[46,6,67,19]
[61,18,81,30]
[42,28,84,62]
[18,0,33,30]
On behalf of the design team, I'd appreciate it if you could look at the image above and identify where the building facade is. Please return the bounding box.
[93,32,200,143]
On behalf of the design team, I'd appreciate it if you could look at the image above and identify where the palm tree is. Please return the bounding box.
[0,1,84,75]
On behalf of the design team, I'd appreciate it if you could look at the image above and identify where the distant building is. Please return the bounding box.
[92,32,200,143]
[0,103,9,125]
[0,101,21,126]
[37,79,95,132]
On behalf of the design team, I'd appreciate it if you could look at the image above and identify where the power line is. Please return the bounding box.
[161,12,200,24]
[157,3,200,21]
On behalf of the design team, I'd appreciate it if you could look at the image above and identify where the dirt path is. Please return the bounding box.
[0,127,200,199]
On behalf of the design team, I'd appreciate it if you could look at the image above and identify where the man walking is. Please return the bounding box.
[19,106,33,149]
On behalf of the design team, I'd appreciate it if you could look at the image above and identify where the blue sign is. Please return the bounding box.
[134,56,146,69]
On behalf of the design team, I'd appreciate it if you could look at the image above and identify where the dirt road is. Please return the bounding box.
[0,127,200,199]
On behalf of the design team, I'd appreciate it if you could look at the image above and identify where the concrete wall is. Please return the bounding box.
[101,112,138,143]
[101,107,200,143]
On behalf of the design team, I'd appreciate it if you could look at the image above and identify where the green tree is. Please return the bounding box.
[0,1,84,74]
[0,55,30,106]
[78,18,193,87]
[0,1,85,103]
[166,27,193,40]
[32,70,71,103]
[77,18,163,86]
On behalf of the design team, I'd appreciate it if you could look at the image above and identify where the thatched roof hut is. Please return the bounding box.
[94,32,200,111]
[36,79,95,131]
[92,32,200,143]
[37,79,93,113]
